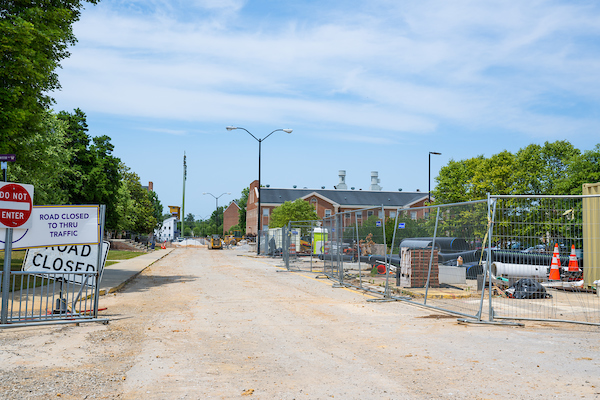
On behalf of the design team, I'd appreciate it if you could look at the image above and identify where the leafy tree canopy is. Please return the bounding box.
[432,140,593,204]
[269,199,319,228]
[0,1,100,156]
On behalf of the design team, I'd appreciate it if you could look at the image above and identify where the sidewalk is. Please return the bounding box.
[98,248,174,295]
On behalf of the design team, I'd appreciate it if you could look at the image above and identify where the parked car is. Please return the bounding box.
[523,244,547,253]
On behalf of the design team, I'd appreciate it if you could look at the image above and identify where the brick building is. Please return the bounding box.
[223,201,241,235]
[245,171,430,235]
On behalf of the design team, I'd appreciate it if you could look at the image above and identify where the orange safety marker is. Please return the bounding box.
[567,244,580,272]
[549,243,561,280]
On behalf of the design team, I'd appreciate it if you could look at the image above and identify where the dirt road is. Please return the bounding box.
[1,247,599,399]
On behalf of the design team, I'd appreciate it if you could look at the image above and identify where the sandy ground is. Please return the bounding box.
[1,246,599,399]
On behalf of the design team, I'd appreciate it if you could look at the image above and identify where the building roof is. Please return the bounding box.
[260,188,428,208]
[225,200,240,211]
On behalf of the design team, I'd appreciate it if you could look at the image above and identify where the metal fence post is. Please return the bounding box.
[381,205,390,298]
[337,214,343,284]
[92,205,106,319]
[1,228,13,324]
[387,207,401,296]
[424,207,440,305]
[487,194,497,322]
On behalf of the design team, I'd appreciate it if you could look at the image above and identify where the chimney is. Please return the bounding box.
[370,171,382,191]
[148,181,153,191]
[336,170,347,190]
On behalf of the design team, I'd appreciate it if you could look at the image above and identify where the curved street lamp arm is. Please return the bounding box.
[261,129,285,142]
[235,127,260,142]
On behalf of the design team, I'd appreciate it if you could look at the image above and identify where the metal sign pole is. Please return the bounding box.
[93,205,106,319]
[1,228,13,324]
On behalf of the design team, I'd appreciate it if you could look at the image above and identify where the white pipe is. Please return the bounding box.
[491,262,547,278]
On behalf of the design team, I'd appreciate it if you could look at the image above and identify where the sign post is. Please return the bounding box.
[1,182,33,324]
[0,154,16,182]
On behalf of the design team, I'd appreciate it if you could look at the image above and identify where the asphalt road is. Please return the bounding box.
[1,246,599,399]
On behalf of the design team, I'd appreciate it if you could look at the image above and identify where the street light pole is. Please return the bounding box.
[429,151,441,203]
[203,192,230,236]
[226,126,292,255]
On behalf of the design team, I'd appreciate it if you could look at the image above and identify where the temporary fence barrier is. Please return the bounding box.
[319,206,391,294]
[276,195,600,327]
[488,195,600,326]
[1,205,108,329]
[0,271,103,327]
[283,220,322,273]
[258,228,286,256]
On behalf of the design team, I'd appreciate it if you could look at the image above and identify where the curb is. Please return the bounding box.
[99,248,175,296]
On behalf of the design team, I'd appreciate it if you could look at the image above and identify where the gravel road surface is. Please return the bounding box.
[1,246,599,399]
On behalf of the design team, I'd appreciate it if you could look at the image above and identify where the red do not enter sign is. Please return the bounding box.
[0,183,34,228]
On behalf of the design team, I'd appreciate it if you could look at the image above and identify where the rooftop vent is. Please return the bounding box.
[336,170,347,190]
[370,171,382,191]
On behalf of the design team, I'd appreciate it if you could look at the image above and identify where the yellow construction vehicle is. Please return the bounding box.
[223,235,237,246]
[224,230,244,246]
[208,234,223,250]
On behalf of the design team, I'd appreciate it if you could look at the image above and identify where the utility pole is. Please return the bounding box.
[182,152,187,238]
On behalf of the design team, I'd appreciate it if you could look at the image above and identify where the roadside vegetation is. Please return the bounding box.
[1,2,164,238]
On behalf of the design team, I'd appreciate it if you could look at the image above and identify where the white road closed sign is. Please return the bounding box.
[0,182,34,229]
[0,205,100,250]
[23,241,110,286]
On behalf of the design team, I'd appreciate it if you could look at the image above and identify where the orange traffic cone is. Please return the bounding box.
[549,243,561,280]
[567,245,580,272]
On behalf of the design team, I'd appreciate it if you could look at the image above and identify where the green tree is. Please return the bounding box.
[149,190,164,237]
[115,164,156,235]
[8,110,71,205]
[432,156,484,204]
[58,109,121,229]
[469,150,516,198]
[236,187,249,232]
[559,144,600,194]
[269,199,319,228]
[209,206,224,235]
[0,1,100,156]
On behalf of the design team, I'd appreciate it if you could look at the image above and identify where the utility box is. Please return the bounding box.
[313,228,328,255]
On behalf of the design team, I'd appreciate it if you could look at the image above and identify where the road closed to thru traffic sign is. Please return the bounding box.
[0,182,34,229]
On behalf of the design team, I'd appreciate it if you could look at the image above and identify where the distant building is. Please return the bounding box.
[156,216,178,242]
[223,201,241,235]
[245,171,429,235]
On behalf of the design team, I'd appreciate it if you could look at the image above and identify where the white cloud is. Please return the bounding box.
[59,0,600,144]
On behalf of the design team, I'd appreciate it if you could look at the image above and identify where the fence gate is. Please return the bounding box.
[283,220,321,272]
[489,195,600,326]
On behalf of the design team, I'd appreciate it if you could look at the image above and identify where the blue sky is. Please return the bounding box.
[53,0,600,219]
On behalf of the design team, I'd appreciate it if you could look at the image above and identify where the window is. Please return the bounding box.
[356,212,362,219]
[390,211,396,219]
[325,209,332,218]
[367,211,374,217]
[378,211,384,219]
[410,211,417,220]
[263,208,270,216]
